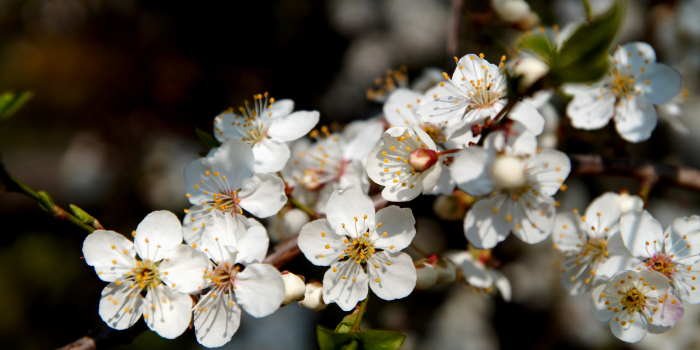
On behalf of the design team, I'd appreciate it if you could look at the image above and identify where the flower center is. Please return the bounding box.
[610,69,637,99]
[208,262,241,290]
[467,79,503,109]
[301,168,327,191]
[128,260,160,290]
[420,123,446,144]
[491,155,527,190]
[620,287,646,314]
[408,148,438,172]
[344,236,376,264]
[234,92,275,145]
[241,122,267,145]
[211,190,242,214]
[645,254,676,278]
[580,237,608,263]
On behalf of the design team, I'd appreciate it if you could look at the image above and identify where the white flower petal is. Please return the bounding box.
[639,63,681,105]
[134,210,183,262]
[610,311,646,343]
[525,149,571,196]
[449,148,493,196]
[591,283,615,322]
[98,281,143,330]
[491,270,511,301]
[448,251,491,288]
[620,210,664,258]
[584,192,622,238]
[322,260,369,311]
[565,86,615,130]
[267,111,320,142]
[509,101,545,135]
[650,292,684,331]
[267,99,295,118]
[194,289,241,348]
[204,141,255,190]
[159,245,210,294]
[668,215,700,263]
[239,173,287,218]
[251,138,291,173]
[614,98,657,143]
[613,42,656,74]
[83,230,136,282]
[298,219,346,266]
[511,195,556,244]
[367,251,416,300]
[325,187,375,237]
[596,254,637,280]
[234,263,284,317]
[233,217,269,264]
[674,267,700,303]
[373,206,416,252]
[342,119,384,162]
[464,195,512,249]
[143,285,193,339]
[552,213,583,253]
[383,89,422,127]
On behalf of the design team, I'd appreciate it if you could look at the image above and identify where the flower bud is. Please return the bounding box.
[415,262,439,289]
[491,0,533,23]
[408,148,438,172]
[511,56,549,90]
[299,282,326,311]
[435,260,457,285]
[281,272,306,305]
[491,155,527,190]
[616,192,643,214]
[269,208,310,241]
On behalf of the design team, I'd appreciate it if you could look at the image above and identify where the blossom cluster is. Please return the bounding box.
[79,35,689,347]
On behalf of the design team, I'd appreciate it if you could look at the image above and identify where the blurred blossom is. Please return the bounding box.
[636,304,700,350]
[139,136,199,210]
[413,217,447,253]
[383,0,448,63]
[327,0,379,36]
[679,0,700,41]
[58,132,111,203]
[502,243,557,308]
[421,288,498,350]
[268,208,310,242]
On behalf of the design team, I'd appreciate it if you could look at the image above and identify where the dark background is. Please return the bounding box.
[0,0,698,349]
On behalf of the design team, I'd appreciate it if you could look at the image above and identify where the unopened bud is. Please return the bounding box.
[299,282,326,311]
[281,272,306,305]
[616,192,643,214]
[491,0,533,23]
[415,262,439,289]
[491,155,526,190]
[511,56,549,90]
[408,148,438,172]
[269,208,310,241]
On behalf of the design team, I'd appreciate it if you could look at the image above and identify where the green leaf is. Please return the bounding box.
[0,91,32,121]
[517,32,556,65]
[317,326,356,350]
[552,0,625,83]
[358,330,405,350]
[69,204,98,224]
[195,128,220,149]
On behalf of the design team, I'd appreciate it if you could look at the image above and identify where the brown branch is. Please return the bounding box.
[571,154,700,193]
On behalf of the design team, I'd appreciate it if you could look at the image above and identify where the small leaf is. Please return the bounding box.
[517,32,556,65]
[317,326,355,350]
[358,330,406,350]
[552,0,625,83]
[0,91,32,121]
[36,190,56,212]
[69,204,98,224]
[195,128,221,149]
[335,300,367,333]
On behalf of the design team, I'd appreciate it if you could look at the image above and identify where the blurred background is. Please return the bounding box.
[0,0,699,349]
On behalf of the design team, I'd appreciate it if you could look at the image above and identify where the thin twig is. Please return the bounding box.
[571,154,700,193]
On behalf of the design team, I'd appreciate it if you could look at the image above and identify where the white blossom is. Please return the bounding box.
[297,187,417,311]
[565,42,682,142]
[82,211,210,339]
[618,211,700,304]
[213,93,320,172]
[418,53,545,137]
[447,250,511,300]
[192,212,284,348]
[366,126,452,201]
[183,141,286,251]
[592,270,683,343]
[450,128,570,248]
[552,192,632,294]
